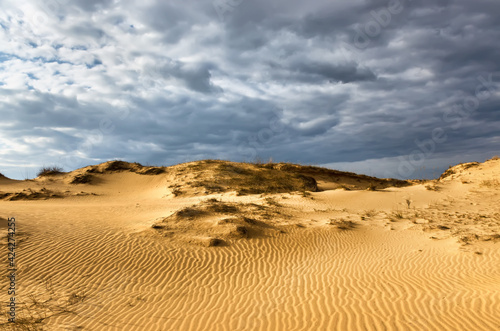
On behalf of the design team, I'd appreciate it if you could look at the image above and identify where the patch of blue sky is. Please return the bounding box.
[27,73,38,80]
[32,56,72,65]
[0,52,15,62]
[71,45,88,51]
[86,58,102,69]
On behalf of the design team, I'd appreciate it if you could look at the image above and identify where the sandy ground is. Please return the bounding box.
[0,159,499,330]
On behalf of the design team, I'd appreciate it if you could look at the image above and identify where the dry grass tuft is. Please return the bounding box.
[328,219,357,230]
[363,210,377,218]
[265,197,283,207]
[70,174,93,184]
[439,166,455,180]
[390,210,405,221]
[37,166,64,177]
[425,183,439,191]
[480,179,499,188]
[0,277,88,330]
[104,160,140,171]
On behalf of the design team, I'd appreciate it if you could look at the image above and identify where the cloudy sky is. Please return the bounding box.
[0,0,499,180]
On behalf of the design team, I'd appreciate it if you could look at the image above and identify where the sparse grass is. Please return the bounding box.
[425,183,439,191]
[205,198,220,203]
[405,198,412,209]
[204,201,240,214]
[151,199,284,246]
[361,209,377,219]
[190,163,318,195]
[390,210,405,221]
[176,206,206,218]
[301,190,312,198]
[367,183,377,191]
[439,166,456,180]
[328,219,357,230]
[37,166,64,177]
[0,277,87,330]
[480,179,499,188]
[462,162,479,170]
[251,157,266,166]
[265,197,283,207]
[173,200,243,219]
[105,160,141,171]
[172,188,183,196]
[140,167,166,175]
[70,173,93,184]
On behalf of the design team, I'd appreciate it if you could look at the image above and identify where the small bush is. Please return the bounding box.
[104,160,134,171]
[328,219,357,230]
[172,188,182,196]
[425,184,439,191]
[37,166,64,177]
[405,198,412,209]
[176,207,206,218]
[363,210,377,218]
[439,166,456,180]
[205,201,239,214]
[391,210,404,220]
[70,174,93,184]
[140,167,166,175]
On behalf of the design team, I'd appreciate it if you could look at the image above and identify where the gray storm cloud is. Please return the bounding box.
[0,0,499,179]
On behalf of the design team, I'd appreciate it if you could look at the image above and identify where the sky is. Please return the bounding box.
[0,0,499,180]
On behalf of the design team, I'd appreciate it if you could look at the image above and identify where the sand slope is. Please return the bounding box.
[1,159,499,330]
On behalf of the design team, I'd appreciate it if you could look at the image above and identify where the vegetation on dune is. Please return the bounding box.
[86,160,166,175]
[37,166,64,177]
[327,219,357,230]
[151,198,285,246]
[188,162,318,195]
[70,173,94,184]
[439,162,479,181]
[480,179,500,188]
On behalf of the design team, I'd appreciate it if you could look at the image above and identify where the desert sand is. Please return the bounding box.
[0,158,499,330]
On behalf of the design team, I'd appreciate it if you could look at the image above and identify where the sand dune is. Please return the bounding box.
[1,158,499,330]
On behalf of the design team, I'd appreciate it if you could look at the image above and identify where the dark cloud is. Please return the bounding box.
[0,0,499,179]
[290,61,376,83]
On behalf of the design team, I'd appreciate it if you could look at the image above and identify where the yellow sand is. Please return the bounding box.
[0,158,499,330]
